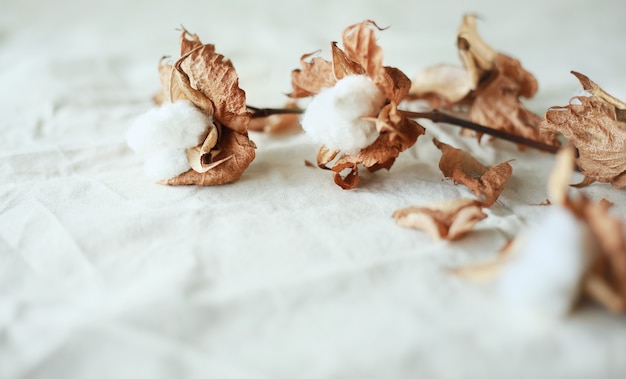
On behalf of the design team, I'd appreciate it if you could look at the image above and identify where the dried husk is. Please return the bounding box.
[433,138,512,206]
[409,14,560,149]
[541,72,626,189]
[393,198,487,241]
[155,30,255,185]
[291,20,424,189]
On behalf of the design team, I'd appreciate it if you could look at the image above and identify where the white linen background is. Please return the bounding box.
[1,0,626,378]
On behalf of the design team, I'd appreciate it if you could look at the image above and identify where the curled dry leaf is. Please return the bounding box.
[409,14,559,150]
[290,20,425,189]
[155,29,255,185]
[393,198,487,241]
[541,71,626,189]
[433,138,512,207]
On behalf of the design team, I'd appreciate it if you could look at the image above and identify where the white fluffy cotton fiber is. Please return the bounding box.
[300,75,386,154]
[497,207,596,317]
[126,100,211,180]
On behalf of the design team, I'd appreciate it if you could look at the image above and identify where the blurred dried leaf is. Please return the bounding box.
[409,14,560,150]
[393,198,487,241]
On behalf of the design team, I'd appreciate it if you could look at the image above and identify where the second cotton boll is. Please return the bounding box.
[300,75,386,154]
[126,100,212,181]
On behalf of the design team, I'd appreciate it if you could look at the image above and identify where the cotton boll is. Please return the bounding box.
[301,75,386,154]
[127,100,211,155]
[497,207,596,318]
[143,149,190,181]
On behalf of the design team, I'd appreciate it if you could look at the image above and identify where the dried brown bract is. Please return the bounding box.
[393,198,487,241]
[157,29,255,185]
[433,138,512,206]
[290,20,425,189]
[541,71,626,189]
[410,15,559,150]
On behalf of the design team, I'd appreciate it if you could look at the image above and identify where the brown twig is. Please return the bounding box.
[401,109,560,154]
[248,106,304,119]
[246,105,559,154]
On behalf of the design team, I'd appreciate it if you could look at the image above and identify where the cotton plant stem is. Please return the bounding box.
[248,106,304,118]
[400,109,560,154]
[247,105,559,154]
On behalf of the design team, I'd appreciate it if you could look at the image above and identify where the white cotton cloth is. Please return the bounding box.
[3,1,626,379]
[300,75,386,154]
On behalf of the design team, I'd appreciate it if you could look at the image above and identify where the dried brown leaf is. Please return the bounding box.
[393,198,487,241]
[331,42,365,79]
[541,72,626,188]
[341,20,386,84]
[433,138,512,206]
[183,46,250,134]
[457,15,498,83]
[317,145,339,169]
[410,14,559,150]
[290,52,336,98]
[467,54,558,148]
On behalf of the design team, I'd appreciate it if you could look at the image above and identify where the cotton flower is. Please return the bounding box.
[300,75,386,154]
[126,100,212,180]
[496,207,596,317]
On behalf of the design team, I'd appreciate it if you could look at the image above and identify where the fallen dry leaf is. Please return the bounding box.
[393,198,487,241]
[433,138,512,206]
[541,71,626,189]
[291,20,425,189]
[409,14,560,150]
[155,29,255,185]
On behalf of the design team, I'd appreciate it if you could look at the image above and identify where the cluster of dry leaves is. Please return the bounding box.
[138,18,626,313]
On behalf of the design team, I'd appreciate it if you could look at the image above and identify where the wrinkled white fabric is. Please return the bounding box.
[1,1,626,379]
